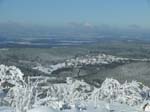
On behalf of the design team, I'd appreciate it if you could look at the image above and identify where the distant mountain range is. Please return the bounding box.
[0,22,150,47]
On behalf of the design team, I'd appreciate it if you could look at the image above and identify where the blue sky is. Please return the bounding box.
[0,0,150,28]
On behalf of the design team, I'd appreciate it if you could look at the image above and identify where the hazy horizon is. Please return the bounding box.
[0,0,150,28]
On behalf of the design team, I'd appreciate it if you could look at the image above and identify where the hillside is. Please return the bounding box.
[0,64,150,112]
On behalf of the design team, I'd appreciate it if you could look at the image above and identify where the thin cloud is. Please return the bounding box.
[68,22,94,29]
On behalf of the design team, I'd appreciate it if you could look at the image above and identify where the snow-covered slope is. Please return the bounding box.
[1,64,150,112]
[33,54,128,74]
[33,53,150,74]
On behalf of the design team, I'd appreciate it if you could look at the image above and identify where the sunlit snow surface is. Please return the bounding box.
[0,107,14,112]
[0,104,139,112]
[6,102,139,112]
[0,64,150,112]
